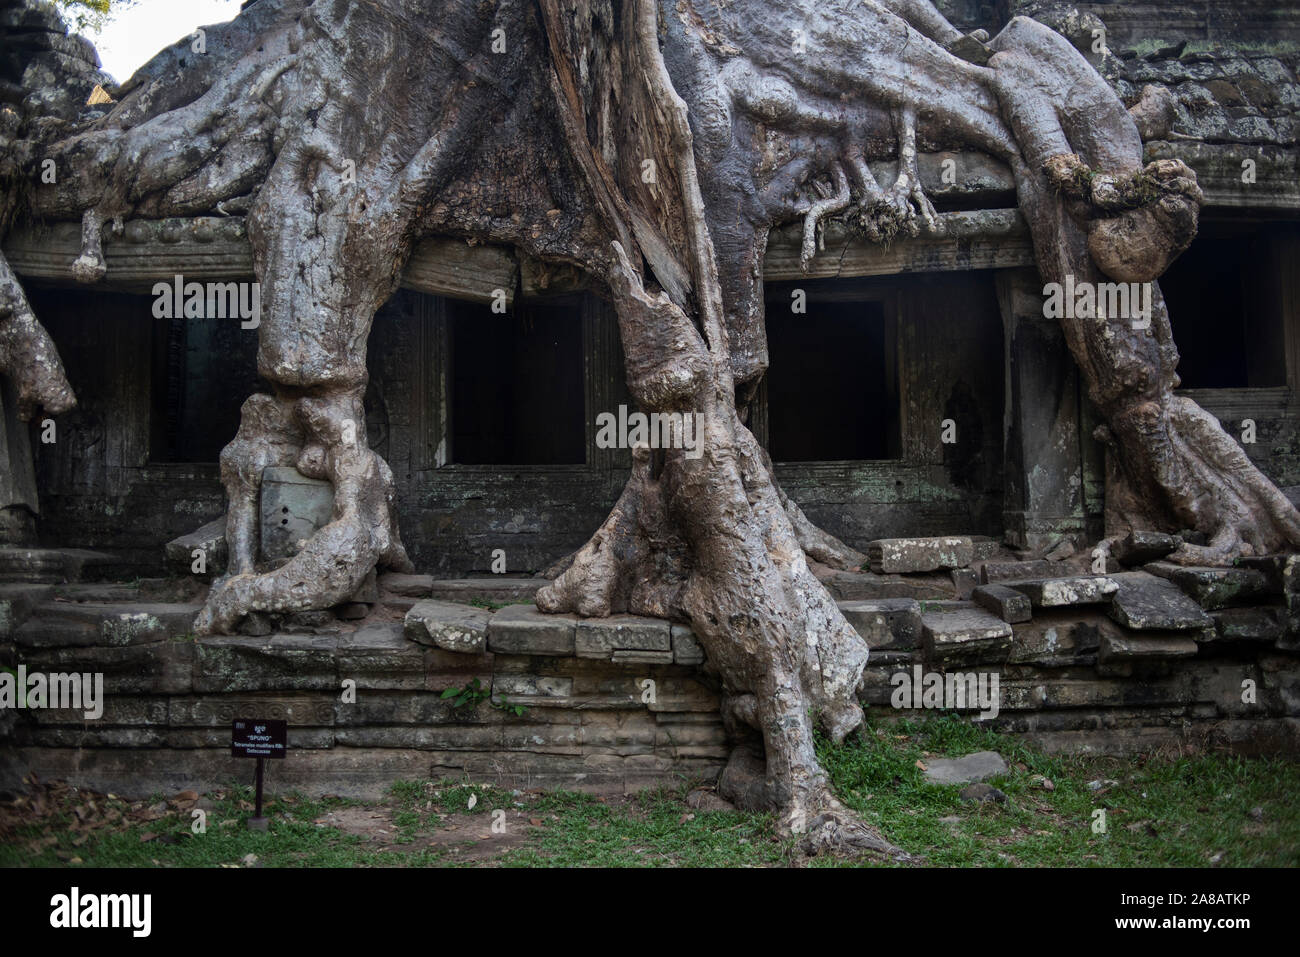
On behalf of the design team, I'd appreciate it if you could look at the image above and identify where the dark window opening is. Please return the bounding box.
[1161,220,1295,390]
[764,290,900,462]
[449,298,585,465]
[150,305,262,463]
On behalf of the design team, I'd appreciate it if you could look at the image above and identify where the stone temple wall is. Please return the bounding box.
[2,540,1296,799]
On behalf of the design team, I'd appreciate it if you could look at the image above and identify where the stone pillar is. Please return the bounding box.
[996,268,1087,551]
[0,379,38,545]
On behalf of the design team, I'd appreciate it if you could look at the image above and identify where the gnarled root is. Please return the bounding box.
[1043,153,1203,284]
[538,407,892,857]
[1104,396,1300,565]
[194,387,413,634]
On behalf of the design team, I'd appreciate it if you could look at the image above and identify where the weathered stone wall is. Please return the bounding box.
[2,548,1296,799]
[27,276,1008,576]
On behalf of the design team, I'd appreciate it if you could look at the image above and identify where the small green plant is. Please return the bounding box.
[440,678,528,716]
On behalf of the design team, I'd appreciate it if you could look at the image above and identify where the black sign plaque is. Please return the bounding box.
[231,718,288,760]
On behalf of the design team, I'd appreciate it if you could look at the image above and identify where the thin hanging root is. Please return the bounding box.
[70,208,108,284]
[800,164,851,269]
[888,104,941,236]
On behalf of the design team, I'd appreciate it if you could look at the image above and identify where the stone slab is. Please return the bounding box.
[1144,562,1275,610]
[1209,606,1285,643]
[259,466,333,562]
[921,602,1013,666]
[1107,572,1212,631]
[1099,631,1199,663]
[1005,576,1118,608]
[163,517,228,573]
[838,598,922,649]
[377,573,434,597]
[428,578,546,604]
[922,750,1008,785]
[404,599,490,654]
[867,536,974,574]
[487,603,576,656]
[575,615,671,659]
[975,559,1051,584]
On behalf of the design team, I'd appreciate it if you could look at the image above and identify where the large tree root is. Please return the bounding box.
[193,387,413,635]
[0,252,76,420]
[538,397,894,856]
[988,16,1300,560]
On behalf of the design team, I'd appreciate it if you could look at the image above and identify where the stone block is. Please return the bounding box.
[259,467,333,561]
[404,599,490,654]
[377,573,434,597]
[1099,631,1199,663]
[975,559,1051,584]
[611,650,674,664]
[493,674,574,698]
[164,518,227,573]
[487,603,576,656]
[922,751,1008,785]
[1113,529,1180,566]
[1144,562,1275,610]
[194,634,338,692]
[867,536,974,574]
[951,567,978,599]
[971,584,1032,623]
[427,578,545,604]
[575,615,670,659]
[337,621,426,689]
[670,625,705,665]
[921,602,1012,666]
[1005,576,1117,608]
[0,583,52,638]
[1007,612,1109,666]
[1107,572,1211,631]
[838,598,922,649]
[1210,606,1285,643]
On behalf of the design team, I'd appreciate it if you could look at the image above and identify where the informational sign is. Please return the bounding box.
[231,718,288,759]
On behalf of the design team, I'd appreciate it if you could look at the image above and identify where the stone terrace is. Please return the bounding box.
[1,534,1298,799]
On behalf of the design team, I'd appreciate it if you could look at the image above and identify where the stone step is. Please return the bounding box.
[0,547,118,584]
[837,598,922,650]
[1004,576,1118,608]
[975,559,1051,584]
[0,583,54,638]
[920,601,1013,666]
[866,536,974,574]
[427,578,546,604]
[404,599,490,653]
[821,569,952,601]
[12,601,202,648]
[1107,571,1212,631]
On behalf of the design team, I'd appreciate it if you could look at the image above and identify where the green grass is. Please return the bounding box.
[817,713,1300,867]
[3,716,1296,868]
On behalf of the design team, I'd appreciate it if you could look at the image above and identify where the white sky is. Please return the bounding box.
[89,0,244,84]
